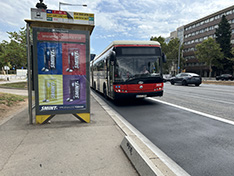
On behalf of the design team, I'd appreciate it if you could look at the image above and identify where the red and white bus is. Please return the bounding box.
[90,41,166,100]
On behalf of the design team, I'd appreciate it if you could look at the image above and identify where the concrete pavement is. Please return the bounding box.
[0,80,181,176]
[0,91,138,176]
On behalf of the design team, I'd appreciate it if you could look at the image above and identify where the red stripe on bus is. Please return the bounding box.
[114,45,161,48]
[113,83,163,93]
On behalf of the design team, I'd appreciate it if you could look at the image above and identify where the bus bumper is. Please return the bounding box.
[114,90,163,100]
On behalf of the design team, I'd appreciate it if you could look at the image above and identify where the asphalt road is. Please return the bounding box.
[94,83,234,176]
[160,82,234,120]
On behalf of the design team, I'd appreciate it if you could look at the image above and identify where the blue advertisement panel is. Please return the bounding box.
[33,27,90,115]
[37,42,62,74]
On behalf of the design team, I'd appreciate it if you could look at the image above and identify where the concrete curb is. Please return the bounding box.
[202,80,234,86]
[91,91,190,176]
[121,136,164,176]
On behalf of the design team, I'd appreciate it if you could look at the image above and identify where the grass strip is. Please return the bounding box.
[0,93,26,106]
[0,82,27,89]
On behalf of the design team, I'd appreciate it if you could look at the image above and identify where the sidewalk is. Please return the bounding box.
[0,74,26,82]
[0,91,138,176]
[0,79,27,85]
[0,81,183,176]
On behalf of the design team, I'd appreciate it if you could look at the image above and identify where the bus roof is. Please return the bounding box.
[94,40,161,61]
[111,40,160,46]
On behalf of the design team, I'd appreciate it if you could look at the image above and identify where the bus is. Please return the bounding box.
[90,41,166,100]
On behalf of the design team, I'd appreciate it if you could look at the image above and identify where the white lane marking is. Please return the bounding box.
[165,91,234,105]
[149,97,234,126]
[91,92,190,176]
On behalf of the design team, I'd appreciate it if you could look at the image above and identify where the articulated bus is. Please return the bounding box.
[90,41,166,100]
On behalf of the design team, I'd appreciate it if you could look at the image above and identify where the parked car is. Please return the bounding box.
[170,73,202,86]
[216,74,233,81]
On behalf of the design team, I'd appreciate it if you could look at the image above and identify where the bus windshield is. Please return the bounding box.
[115,56,161,82]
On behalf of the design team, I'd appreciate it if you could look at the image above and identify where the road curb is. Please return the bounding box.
[91,91,189,176]
[202,80,234,86]
[121,136,164,176]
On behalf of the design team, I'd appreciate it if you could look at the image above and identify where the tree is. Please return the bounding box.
[150,36,169,73]
[166,38,184,75]
[227,48,234,75]
[150,36,184,74]
[150,36,167,53]
[215,15,233,73]
[195,38,224,77]
[215,15,232,57]
[0,27,27,70]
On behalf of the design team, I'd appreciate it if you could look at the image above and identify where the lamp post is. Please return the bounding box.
[177,41,182,74]
[59,2,87,10]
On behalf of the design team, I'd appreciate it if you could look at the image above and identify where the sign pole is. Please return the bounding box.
[26,22,33,124]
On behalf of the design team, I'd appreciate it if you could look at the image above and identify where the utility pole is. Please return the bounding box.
[59,2,87,11]
[178,41,182,74]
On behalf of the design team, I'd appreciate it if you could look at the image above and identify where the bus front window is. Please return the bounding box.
[115,56,161,82]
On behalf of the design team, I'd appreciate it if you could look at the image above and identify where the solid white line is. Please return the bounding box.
[149,97,234,126]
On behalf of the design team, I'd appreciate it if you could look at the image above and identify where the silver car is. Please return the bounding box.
[170,73,202,86]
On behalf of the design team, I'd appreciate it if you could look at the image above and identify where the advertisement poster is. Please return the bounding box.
[63,75,86,107]
[37,42,62,74]
[38,75,63,105]
[62,43,86,75]
[33,28,89,115]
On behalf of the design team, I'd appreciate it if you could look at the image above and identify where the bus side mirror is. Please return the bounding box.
[90,54,96,61]
[162,53,167,63]
[110,51,116,61]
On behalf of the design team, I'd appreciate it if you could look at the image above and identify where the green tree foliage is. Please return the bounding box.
[215,15,232,57]
[166,38,184,74]
[195,38,224,77]
[150,36,184,74]
[150,36,168,73]
[229,48,234,61]
[227,48,234,75]
[150,36,167,53]
[0,27,27,70]
[215,15,233,73]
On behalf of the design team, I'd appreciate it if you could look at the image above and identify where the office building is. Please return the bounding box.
[181,5,234,76]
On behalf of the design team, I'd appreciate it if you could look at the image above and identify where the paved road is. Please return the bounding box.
[93,83,234,176]
[160,82,234,120]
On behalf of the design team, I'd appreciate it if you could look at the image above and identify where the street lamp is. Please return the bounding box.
[177,41,182,74]
[59,2,87,11]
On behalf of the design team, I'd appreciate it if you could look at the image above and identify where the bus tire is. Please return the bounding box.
[103,84,107,99]
[94,82,96,90]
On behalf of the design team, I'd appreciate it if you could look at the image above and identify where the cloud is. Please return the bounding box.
[0,31,10,42]
[0,1,34,27]
[0,0,233,53]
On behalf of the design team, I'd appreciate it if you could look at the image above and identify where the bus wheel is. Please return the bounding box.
[103,85,107,99]
[94,82,96,90]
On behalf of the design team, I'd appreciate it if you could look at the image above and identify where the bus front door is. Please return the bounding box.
[108,60,114,99]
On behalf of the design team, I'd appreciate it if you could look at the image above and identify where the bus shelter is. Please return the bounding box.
[25,8,94,124]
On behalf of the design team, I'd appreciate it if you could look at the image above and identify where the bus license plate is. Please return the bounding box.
[136,95,147,98]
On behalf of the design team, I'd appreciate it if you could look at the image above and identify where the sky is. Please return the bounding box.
[0,0,233,55]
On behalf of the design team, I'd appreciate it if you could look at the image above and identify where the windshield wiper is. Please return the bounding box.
[127,74,150,80]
